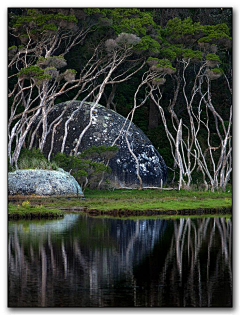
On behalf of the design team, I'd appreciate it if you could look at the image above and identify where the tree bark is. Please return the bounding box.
[148,91,159,129]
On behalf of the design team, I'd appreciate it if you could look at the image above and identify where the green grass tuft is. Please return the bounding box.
[8,201,63,219]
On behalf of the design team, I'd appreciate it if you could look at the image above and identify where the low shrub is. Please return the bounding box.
[52,145,118,190]
[10,148,59,171]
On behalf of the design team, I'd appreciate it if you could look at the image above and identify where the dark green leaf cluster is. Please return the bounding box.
[52,145,118,188]
[83,8,102,16]
[198,23,231,44]
[164,45,202,61]
[182,49,202,60]
[8,45,17,51]
[164,17,231,47]
[206,53,221,62]
[42,23,58,31]
[164,17,204,39]
[52,152,89,178]
[102,8,156,36]
[13,10,78,30]
[135,35,161,53]
[211,67,223,74]
[147,57,176,73]
[67,69,77,74]
[19,147,45,160]
[159,47,177,61]
[157,58,175,69]
[18,65,52,82]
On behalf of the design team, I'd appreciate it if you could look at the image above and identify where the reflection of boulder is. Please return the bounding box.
[8,169,84,196]
[8,214,78,236]
[38,101,167,188]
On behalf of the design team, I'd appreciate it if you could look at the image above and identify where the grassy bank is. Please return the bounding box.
[8,189,232,219]
[82,189,232,211]
[8,202,64,219]
[24,188,232,212]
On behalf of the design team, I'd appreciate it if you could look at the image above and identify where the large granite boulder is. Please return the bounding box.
[8,169,84,197]
[38,101,167,188]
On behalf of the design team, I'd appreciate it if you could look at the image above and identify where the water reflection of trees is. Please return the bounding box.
[8,217,166,306]
[8,216,232,307]
[155,217,232,307]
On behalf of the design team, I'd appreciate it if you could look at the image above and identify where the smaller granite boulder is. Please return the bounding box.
[8,169,84,197]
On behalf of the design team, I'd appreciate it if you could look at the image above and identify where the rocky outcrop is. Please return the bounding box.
[8,169,84,197]
[37,101,167,188]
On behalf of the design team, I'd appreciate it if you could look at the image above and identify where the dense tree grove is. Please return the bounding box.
[8,8,232,191]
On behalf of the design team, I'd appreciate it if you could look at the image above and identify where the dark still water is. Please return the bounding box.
[8,214,232,307]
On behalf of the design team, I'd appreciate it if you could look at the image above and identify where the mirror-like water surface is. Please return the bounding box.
[8,214,232,307]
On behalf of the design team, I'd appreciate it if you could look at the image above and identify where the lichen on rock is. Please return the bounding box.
[8,169,84,197]
[35,101,167,188]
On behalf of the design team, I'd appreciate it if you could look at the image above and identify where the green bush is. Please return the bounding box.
[52,145,118,190]
[11,148,59,171]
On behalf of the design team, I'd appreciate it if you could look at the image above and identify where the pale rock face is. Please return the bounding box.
[36,101,167,188]
[8,169,84,196]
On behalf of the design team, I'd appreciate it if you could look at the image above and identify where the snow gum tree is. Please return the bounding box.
[8,9,146,168]
[143,17,232,191]
[8,9,232,191]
